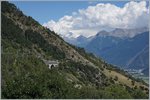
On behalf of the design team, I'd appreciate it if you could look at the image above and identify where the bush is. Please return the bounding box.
[131,89,148,99]
[103,84,132,99]
[25,29,65,60]
[114,76,118,81]
[131,80,135,86]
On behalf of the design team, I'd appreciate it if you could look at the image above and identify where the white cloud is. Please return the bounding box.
[43,1,149,38]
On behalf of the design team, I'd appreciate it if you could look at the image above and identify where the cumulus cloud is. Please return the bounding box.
[43,1,149,38]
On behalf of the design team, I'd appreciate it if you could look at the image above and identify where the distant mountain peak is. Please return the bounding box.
[77,35,87,39]
[96,30,109,37]
[96,27,149,39]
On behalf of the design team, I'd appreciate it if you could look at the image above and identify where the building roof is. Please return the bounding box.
[43,60,59,65]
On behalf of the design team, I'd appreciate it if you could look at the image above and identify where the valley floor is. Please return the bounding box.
[124,69,149,84]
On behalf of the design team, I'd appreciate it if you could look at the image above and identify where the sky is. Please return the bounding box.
[10,1,128,24]
[10,0,149,38]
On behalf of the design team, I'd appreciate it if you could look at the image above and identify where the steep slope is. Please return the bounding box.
[126,45,149,68]
[1,1,149,99]
[127,45,149,75]
[85,31,122,57]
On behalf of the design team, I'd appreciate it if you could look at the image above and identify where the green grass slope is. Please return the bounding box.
[1,1,149,99]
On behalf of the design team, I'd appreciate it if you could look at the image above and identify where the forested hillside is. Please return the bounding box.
[1,1,149,99]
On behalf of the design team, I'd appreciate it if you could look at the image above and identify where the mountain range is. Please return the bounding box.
[1,1,149,99]
[66,28,149,76]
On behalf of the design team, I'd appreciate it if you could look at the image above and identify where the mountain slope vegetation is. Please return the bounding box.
[1,1,149,99]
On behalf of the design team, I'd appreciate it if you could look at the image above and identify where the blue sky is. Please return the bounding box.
[10,1,149,38]
[10,1,128,24]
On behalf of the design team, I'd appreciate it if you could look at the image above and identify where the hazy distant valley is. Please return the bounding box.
[65,28,149,80]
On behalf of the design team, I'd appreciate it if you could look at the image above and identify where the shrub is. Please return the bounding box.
[114,76,118,81]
